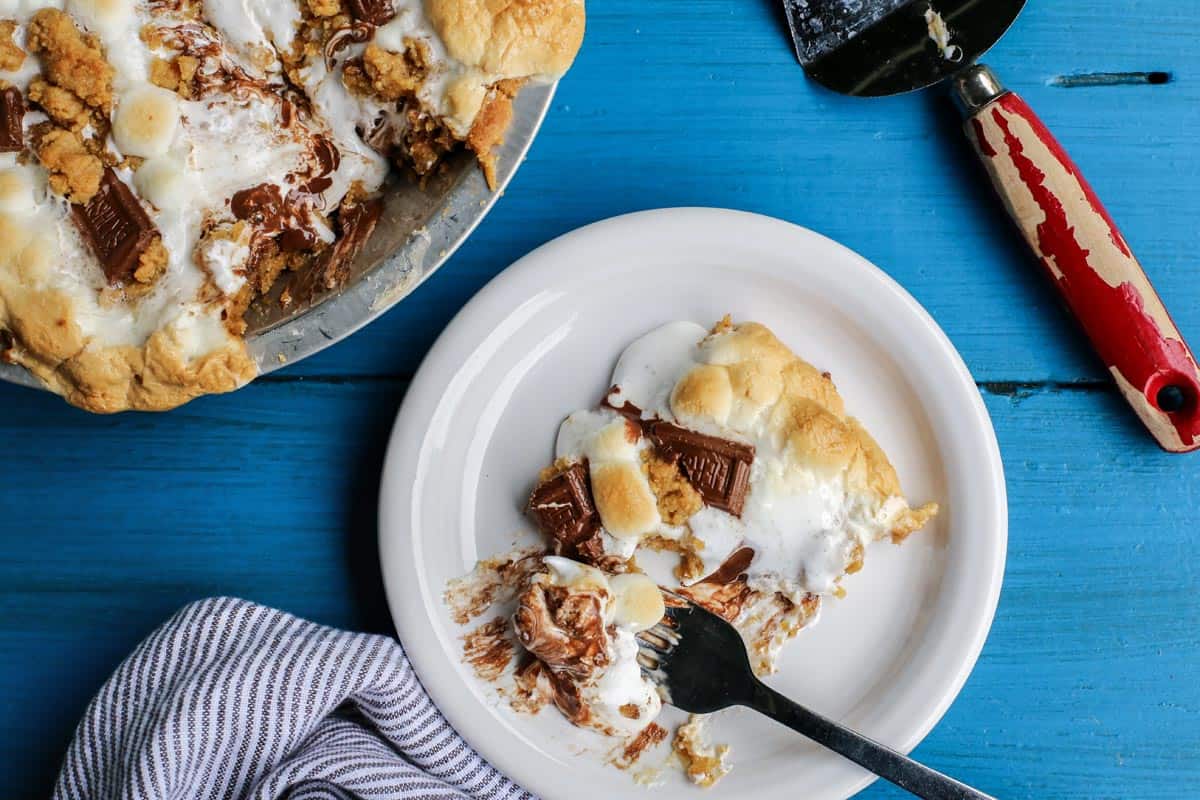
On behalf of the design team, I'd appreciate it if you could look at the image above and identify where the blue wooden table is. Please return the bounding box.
[3,2,1198,796]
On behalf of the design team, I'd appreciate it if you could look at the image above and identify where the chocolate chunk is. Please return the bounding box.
[313,197,382,288]
[527,462,601,556]
[277,227,320,252]
[0,87,24,153]
[72,168,157,284]
[346,0,394,26]
[647,422,754,517]
[231,182,284,225]
[285,197,383,304]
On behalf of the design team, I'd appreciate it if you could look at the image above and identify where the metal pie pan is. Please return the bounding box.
[0,82,556,395]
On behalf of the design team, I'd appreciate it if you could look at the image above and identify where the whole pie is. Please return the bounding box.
[0,0,584,411]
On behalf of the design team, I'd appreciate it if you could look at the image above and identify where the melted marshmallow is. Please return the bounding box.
[560,321,913,597]
[540,557,664,735]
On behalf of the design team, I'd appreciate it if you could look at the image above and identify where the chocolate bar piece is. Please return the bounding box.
[315,197,382,288]
[648,422,754,517]
[527,462,601,557]
[286,197,383,305]
[346,0,395,26]
[72,168,157,284]
[0,87,24,153]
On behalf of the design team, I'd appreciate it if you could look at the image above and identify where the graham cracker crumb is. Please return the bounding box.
[28,78,89,132]
[642,450,703,525]
[150,54,199,99]
[149,58,179,91]
[177,56,199,84]
[642,534,683,554]
[673,715,731,787]
[138,24,163,49]
[845,541,864,574]
[225,285,254,336]
[307,0,341,17]
[361,40,428,102]
[537,456,579,485]
[0,20,25,72]
[676,536,706,582]
[641,533,705,583]
[402,107,455,178]
[467,80,521,190]
[32,124,103,204]
[341,178,370,207]
[133,237,168,285]
[340,59,373,98]
[26,9,114,112]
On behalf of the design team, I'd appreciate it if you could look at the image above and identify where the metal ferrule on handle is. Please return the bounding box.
[953,65,1200,452]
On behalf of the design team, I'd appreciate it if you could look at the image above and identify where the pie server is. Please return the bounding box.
[784,0,1200,452]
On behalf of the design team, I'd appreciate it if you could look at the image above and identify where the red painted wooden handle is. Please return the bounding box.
[965,91,1200,452]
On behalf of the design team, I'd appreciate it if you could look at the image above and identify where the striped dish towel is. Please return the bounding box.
[52,597,532,800]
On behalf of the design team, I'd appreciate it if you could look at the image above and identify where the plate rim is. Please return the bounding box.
[378,207,1008,800]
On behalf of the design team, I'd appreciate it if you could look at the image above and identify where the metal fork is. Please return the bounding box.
[636,596,996,799]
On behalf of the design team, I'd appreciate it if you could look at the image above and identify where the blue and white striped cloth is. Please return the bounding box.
[52,597,532,800]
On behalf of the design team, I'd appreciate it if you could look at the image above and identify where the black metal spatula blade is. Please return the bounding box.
[785,0,1024,96]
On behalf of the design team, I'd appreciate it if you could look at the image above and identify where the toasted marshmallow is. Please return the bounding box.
[67,0,132,41]
[0,214,34,267]
[542,555,608,591]
[13,229,61,284]
[112,85,180,158]
[609,572,664,632]
[671,363,733,427]
[133,157,193,211]
[556,411,662,541]
[0,168,36,215]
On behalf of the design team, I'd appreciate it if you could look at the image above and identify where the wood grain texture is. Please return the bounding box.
[2,1,1199,798]
[1,380,1198,797]
[270,0,1200,383]
[966,90,1200,451]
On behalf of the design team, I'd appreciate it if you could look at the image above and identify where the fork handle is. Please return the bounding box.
[748,682,995,800]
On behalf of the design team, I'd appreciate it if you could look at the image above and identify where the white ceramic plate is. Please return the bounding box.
[378,208,1007,800]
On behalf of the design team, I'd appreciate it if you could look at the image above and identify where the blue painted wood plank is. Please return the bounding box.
[2,3,1200,800]
[266,0,1200,382]
[1,379,1198,797]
